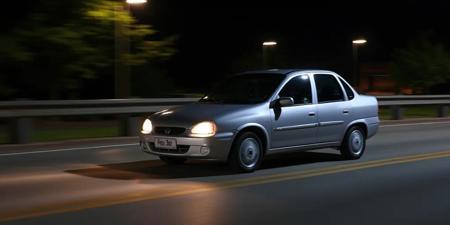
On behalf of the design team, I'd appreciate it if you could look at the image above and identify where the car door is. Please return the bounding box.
[270,74,318,149]
[313,74,351,143]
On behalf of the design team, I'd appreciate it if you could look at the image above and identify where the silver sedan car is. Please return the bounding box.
[140,69,379,172]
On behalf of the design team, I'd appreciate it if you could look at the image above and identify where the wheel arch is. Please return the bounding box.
[230,123,270,157]
[345,120,368,138]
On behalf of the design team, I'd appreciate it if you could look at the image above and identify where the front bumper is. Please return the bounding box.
[139,132,234,161]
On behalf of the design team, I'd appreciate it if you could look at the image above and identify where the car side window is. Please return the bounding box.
[314,74,345,103]
[278,75,312,105]
[338,77,355,100]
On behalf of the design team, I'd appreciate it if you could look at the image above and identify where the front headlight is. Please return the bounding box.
[141,119,153,134]
[190,121,217,137]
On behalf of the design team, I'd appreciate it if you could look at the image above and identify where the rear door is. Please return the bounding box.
[313,74,351,143]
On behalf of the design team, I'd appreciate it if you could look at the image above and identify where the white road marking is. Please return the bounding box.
[0,144,139,157]
[380,121,450,128]
[1,120,449,157]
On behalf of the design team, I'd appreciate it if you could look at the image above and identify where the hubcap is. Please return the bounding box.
[239,138,260,168]
[349,130,364,155]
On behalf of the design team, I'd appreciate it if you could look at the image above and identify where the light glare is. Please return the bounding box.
[190,122,217,137]
[263,41,277,46]
[161,111,173,115]
[126,0,147,4]
[141,119,152,134]
[352,39,367,44]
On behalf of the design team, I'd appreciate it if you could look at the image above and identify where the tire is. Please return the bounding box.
[159,156,187,165]
[229,132,264,172]
[340,126,366,160]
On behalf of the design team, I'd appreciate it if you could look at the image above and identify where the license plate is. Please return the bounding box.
[155,138,177,149]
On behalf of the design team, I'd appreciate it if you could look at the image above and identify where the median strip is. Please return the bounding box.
[2,149,450,222]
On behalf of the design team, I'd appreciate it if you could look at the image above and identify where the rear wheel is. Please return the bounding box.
[340,126,366,160]
[229,132,264,172]
[159,156,187,165]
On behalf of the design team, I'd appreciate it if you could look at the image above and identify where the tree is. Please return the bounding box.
[0,0,175,99]
[391,34,450,94]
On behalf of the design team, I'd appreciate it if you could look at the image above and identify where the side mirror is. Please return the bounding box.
[271,97,294,108]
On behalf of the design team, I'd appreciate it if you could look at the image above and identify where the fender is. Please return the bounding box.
[235,122,271,152]
[342,119,370,143]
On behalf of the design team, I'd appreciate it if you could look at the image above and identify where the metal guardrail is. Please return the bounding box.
[377,95,450,120]
[0,98,199,117]
[1,95,449,144]
[0,98,199,144]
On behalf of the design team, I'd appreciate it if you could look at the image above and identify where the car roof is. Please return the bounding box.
[239,69,336,76]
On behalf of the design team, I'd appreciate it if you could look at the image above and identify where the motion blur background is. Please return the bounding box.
[3,2,450,224]
[1,0,450,100]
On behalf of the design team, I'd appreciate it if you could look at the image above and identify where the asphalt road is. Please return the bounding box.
[1,120,450,225]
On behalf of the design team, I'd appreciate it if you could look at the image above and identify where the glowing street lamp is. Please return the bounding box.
[262,41,277,46]
[352,38,367,87]
[262,41,277,68]
[352,39,367,44]
[126,0,147,4]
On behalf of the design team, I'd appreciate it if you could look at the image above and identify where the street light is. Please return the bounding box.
[352,38,367,87]
[115,0,148,98]
[126,0,147,3]
[262,41,277,68]
[352,39,367,44]
[263,41,277,46]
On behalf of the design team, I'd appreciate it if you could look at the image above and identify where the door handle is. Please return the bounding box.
[343,109,349,114]
[308,112,316,116]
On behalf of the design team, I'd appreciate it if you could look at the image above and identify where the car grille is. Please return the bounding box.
[153,127,186,136]
[149,142,190,154]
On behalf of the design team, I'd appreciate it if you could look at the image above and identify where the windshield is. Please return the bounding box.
[199,73,286,104]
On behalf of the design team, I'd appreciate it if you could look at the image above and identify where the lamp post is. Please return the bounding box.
[262,41,277,69]
[114,0,147,99]
[352,38,367,87]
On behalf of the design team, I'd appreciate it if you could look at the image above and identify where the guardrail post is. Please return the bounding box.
[438,106,448,117]
[9,118,32,144]
[390,106,404,120]
[119,116,140,136]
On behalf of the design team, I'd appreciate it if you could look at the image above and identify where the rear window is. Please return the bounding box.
[314,74,345,103]
[339,77,355,100]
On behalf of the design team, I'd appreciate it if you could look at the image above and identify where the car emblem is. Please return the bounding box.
[164,128,171,135]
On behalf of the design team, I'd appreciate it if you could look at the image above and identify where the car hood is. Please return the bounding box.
[149,102,254,127]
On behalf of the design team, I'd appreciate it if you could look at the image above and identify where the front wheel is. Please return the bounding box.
[340,126,366,160]
[229,132,264,173]
[159,156,187,165]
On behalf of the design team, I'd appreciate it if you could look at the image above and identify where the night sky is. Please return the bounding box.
[3,0,450,91]
[140,0,450,88]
